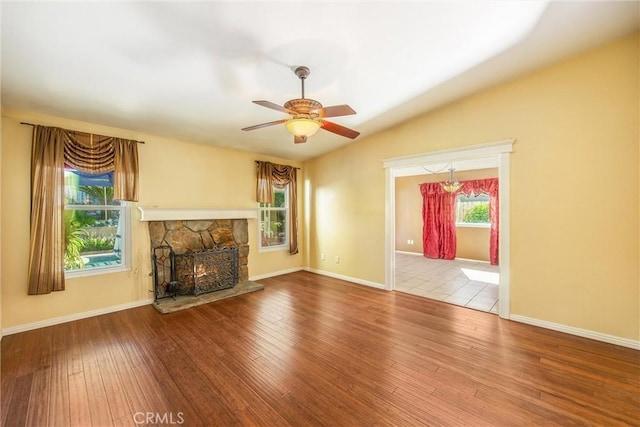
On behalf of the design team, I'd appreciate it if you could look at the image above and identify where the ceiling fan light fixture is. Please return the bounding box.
[285,118,321,137]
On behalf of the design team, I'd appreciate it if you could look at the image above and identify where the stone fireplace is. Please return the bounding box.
[138,207,262,312]
[147,218,249,299]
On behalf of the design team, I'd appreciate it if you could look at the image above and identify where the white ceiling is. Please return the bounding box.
[2,1,638,161]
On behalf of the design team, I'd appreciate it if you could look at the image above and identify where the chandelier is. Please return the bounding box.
[441,166,462,193]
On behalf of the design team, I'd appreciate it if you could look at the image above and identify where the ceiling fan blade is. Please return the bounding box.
[314,104,356,118]
[253,100,297,115]
[241,119,287,131]
[294,135,307,144]
[320,120,360,139]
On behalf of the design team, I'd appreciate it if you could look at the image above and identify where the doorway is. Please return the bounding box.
[383,140,513,319]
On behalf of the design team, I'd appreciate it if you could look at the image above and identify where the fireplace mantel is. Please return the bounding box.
[138,207,258,221]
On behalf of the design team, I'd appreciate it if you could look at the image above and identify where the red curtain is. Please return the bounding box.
[460,178,499,265]
[420,178,499,265]
[420,183,457,260]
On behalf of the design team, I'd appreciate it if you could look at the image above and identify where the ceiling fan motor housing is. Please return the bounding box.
[284,99,323,119]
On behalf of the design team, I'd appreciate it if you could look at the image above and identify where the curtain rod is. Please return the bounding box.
[20,122,146,144]
[255,160,300,170]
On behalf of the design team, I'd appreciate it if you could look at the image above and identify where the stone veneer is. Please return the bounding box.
[148,219,249,284]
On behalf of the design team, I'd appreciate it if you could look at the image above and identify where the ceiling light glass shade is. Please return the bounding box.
[441,181,463,193]
[285,118,321,137]
[441,166,462,192]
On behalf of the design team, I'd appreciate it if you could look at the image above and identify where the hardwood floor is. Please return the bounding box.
[2,271,639,426]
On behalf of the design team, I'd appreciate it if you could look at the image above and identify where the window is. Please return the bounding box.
[456,192,490,227]
[64,169,130,275]
[259,185,289,251]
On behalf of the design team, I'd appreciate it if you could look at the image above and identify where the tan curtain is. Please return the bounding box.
[28,125,140,295]
[28,127,67,295]
[256,161,298,255]
[113,139,139,201]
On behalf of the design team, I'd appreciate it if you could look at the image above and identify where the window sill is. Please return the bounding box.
[258,245,288,253]
[455,223,490,229]
[65,265,131,279]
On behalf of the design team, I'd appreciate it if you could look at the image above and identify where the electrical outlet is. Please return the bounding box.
[335,256,340,264]
[321,253,325,261]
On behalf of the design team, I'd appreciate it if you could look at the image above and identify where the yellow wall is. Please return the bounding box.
[306,32,639,341]
[0,108,3,338]
[455,227,489,262]
[395,174,424,254]
[395,168,497,260]
[1,110,303,329]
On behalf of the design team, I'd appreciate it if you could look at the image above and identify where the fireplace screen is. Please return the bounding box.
[174,247,239,296]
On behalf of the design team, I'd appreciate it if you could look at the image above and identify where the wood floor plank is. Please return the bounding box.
[25,366,51,426]
[67,371,92,427]
[0,335,19,426]
[48,322,72,427]
[95,342,132,422]
[77,318,116,426]
[2,271,639,426]
[3,372,33,427]
[48,347,71,427]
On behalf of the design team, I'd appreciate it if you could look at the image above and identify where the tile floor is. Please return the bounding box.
[395,252,499,313]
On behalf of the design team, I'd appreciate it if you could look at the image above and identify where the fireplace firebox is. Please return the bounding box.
[148,219,249,301]
[178,247,238,295]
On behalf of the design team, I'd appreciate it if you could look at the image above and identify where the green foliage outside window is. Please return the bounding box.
[79,185,114,204]
[273,189,285,207]
[83,236,117,252]
[64,211,88,270]
[73,210,97,226]
[463,204,489,223]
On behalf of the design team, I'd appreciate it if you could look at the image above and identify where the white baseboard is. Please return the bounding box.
[454,257,490,264]
[396,252,489,264]
[509,314,640,350]
[396,250,422,256]
[303,267,386,290]
[2,298,155,336]
[249,267,303,281]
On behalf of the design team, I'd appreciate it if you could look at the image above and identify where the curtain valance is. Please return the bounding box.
[38,126,139,201]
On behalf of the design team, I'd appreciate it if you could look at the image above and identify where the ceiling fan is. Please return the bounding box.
[241,66,360,144]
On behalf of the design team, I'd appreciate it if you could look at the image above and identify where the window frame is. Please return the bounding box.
[64,172,132,278]
[258,185,289,252]
[455,192,491,228]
